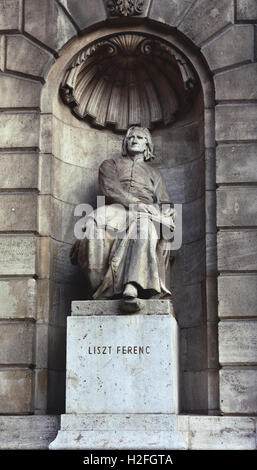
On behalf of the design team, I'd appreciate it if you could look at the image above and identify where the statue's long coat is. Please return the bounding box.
[71,156,175,299]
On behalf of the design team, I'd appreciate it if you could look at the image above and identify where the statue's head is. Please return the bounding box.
[122,126,155,161]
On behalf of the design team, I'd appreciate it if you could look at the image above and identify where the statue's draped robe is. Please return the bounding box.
[74,156,175,299]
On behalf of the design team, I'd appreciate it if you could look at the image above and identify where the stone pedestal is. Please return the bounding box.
[50,300,186,449]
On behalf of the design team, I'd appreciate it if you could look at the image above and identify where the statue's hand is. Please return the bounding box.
[161,205,176,218]
[131,202,147,213]
[145,204,160,216]
[134,203,160,216]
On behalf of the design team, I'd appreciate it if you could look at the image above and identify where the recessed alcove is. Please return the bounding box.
[60,32,198,130]
[40,25,216,415]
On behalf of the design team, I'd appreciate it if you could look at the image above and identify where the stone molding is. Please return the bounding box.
[72,299,174,316]
[106,0,145,17]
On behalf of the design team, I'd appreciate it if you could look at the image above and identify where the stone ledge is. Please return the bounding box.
[72,299,174,316]
[50,414,186,450]
[60,413,182,431]
[185,415,256,450]
[0,415,60,450]
[49,414,256,450]
[50,429,184,450]
[0,414,255,449]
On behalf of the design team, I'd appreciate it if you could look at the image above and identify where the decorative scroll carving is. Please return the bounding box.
[106,0,144,16]
[60,33,198,131]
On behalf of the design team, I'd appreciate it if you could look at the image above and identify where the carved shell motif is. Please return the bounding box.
[60,33,197,131]
[106,0,145,16]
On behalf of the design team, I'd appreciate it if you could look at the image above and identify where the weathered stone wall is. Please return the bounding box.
[155,99,207,413]
[0,0,256,421]
[0,0,77,415]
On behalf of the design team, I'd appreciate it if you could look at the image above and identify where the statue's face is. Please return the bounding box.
[126,129,148,156]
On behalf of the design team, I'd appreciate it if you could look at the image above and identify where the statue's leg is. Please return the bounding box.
[78,222,115,297]
[122,215,160,294]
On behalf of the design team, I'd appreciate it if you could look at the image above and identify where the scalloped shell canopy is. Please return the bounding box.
[60,33,197,131]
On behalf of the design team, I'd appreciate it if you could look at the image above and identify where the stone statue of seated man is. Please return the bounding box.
[71,126,175,313]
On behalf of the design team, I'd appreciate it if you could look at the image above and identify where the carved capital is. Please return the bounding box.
[106,0,144,17]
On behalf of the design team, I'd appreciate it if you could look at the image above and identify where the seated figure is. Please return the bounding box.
[71,126,175,312]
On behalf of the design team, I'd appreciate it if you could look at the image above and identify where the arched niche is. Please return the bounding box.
[40,23,216,415]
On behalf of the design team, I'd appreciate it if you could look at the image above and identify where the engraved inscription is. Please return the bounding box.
[87,345,151,355]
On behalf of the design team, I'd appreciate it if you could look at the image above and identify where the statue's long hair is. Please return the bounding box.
[122,126,155,161]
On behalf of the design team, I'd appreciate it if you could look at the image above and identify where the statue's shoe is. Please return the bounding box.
[121,297,142,313]
[123,283,138,298]
[122,283,142,312]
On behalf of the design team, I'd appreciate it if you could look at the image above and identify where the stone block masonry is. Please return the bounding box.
[0,0,79,419]
[0,0,256,448]
[0,0,22,31]
[202,25,255,71]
